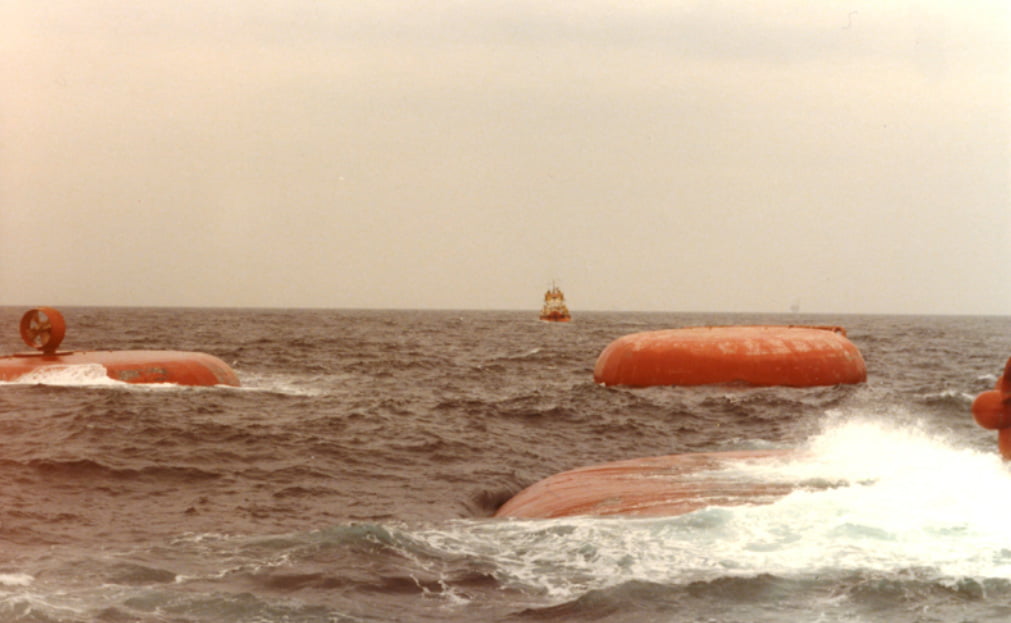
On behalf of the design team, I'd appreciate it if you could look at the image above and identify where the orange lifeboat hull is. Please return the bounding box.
[593,325,866,387]
[971,357,1011,459]
[0,350,240,386]
[495,449,800,519]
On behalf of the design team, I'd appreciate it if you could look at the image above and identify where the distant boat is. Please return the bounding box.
[539,283,571,322]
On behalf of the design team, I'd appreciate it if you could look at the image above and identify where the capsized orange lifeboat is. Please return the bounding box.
[971,356,1011,459]
[0,307,239,387]
[593,325,866,387]
[494,449,808,519]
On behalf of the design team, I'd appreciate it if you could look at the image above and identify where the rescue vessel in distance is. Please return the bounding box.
[0,307,240,387]
[539,283,571,322]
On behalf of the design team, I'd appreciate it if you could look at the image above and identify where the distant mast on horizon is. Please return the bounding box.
[539,282,571,322]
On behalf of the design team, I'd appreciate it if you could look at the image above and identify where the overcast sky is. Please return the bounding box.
[2,1,1008,314]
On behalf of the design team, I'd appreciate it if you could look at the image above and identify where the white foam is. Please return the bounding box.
[0,573,33,587]
[4,363,124,386]
[403,417,1011,602]
[233,371,347,397]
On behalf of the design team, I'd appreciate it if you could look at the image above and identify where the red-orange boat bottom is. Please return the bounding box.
[494,449,819,519]
[0,350,240,387]
[971,356,1011,460]
[593,325,866,387]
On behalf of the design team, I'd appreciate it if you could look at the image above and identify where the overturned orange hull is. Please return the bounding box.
[971,357,1011,460]
[0,350,240,387]
[593,325,866,387]
[495,449,804,519]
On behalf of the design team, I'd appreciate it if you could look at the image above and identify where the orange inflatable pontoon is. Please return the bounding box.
[593,325,866,387]
[971,356,1011,459]
[0,307,239,387]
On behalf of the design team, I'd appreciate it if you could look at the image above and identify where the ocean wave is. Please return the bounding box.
[24,457,222,482]
[0,574,33,587]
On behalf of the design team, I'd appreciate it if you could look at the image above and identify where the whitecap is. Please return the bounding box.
[6,363,122,386]
[391,416,1011,604]
[0,573,34,587]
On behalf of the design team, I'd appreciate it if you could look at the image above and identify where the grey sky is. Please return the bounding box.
[2,1,1008,314]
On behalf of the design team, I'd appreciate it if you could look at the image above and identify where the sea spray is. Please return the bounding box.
[2,363,122,386]
[392,417,1011,605]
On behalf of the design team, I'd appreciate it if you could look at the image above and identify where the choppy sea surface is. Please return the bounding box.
[1,307,1011,622]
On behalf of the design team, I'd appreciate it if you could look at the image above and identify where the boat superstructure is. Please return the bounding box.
[539,283,571,322]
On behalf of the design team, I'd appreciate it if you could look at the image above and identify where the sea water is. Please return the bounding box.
[0,307,1009,622]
